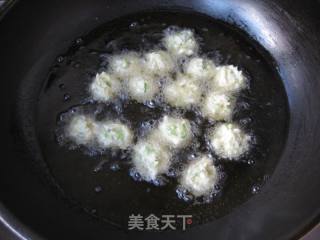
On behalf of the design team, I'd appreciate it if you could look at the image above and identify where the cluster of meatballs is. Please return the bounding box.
[60,27,252,199]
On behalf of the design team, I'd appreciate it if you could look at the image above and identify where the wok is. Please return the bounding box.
[0,0,319,239]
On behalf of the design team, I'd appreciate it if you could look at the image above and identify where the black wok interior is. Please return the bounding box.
[0,0,319,240]
[36,9,289,229]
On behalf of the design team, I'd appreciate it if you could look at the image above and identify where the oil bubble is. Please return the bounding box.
[63,94,71,101]
[57,56,64,63]
[94,185,103,193]
[110,163,120,171]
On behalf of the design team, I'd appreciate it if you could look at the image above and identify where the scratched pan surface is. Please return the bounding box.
[0,1,319,240]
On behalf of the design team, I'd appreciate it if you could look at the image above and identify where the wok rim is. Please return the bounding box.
[0,0,319,239]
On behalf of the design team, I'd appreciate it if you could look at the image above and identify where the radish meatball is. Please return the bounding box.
[211,65,246,93]
[180,155,218,197]
[96,121,133,149]
[143,50,175,76]
[126,73,159,102]
[132,139,171,181]
[90,72,121,102]
[163,74,202,108]
[201,92,235,121]
[158,116,192,148]
[184,57,216,80]
[209,123,250,159]
[67,115,96,145]
[163,29,198,57]
[108,52,142,79]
